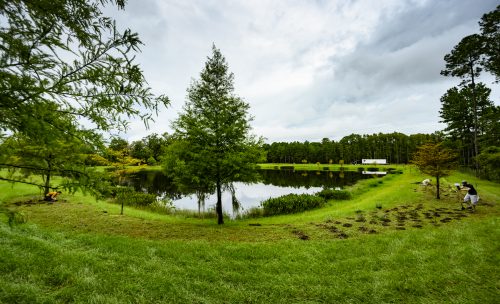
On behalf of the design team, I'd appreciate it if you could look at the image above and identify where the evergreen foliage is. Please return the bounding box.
[264,133,442,164]
[167,45,265,224]
[439,84,496,167]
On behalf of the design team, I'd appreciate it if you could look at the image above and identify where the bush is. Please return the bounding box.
[239,207,264,219]
[477,146,500,181]
[316,189,352,200]
[261,194,325,216]
[147,156,157,166]
[115,187,157,206]
[280,166,294,170]
[323,167,330,171]
[367,167,379,171]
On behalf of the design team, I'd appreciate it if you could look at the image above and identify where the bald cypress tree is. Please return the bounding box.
[170,45,264,224]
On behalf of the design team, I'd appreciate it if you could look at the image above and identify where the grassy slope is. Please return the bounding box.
[1,167,499,303]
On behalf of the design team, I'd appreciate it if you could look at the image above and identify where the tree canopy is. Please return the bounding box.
[0,0,168,194]
[439,83,496,166]
[0,0,168,143]
[479,5,500,81]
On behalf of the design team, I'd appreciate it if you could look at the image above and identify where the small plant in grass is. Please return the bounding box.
[376,203,383,209]
[355,214,366,222]
[367,167,379,171]
[280,165,294,170]
[261,194,325,216]
[316,189,352,200]
[146,197,175,214]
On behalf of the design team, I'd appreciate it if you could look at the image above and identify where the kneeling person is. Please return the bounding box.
[460,181,479,210]
[45,191,62,202]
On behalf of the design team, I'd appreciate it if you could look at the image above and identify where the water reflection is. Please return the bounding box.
[119,169,379,215]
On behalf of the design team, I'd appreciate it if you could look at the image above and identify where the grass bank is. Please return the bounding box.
[1,166,499,303]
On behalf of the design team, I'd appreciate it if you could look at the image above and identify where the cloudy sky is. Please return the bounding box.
[105,0,499,143]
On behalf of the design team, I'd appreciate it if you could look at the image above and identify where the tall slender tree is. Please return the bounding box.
[479,5,500,81]
[169,45,264,224]
[441,34,484,167]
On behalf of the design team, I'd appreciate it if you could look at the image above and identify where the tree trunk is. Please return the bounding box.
[470,60,479,174]
[43,154,53,197]
[436,175,440,199]
[216,178,223,225]
[44,171,51,197]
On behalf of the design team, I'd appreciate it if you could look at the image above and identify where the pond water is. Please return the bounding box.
[119,169,382,216]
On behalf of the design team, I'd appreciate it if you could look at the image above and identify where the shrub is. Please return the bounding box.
[147,156,157,166]
[261,194,325,216]
[115,187,157,206]
[367,167,379,171]
[240,207,264,219]
[316,189,352,200]
[280,166,294,170]
[357,167,365,172]
[323,167,329,171]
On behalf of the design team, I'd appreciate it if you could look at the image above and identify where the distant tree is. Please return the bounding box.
[169,45,265,224]
[130,140,152,162]
[479,5,500,81]
[411,143,457,199]
[109,138,129,152]
[144,133,168,161]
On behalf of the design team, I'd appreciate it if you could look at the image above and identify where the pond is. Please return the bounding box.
[118,169,383,216]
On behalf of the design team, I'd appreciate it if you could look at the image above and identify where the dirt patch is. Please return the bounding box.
[292,229,309,240]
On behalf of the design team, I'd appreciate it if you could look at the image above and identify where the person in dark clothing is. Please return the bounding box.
[460,181,479,211]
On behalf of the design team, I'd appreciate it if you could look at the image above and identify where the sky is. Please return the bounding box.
[105,0,499,143]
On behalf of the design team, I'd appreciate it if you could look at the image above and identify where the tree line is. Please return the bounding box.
[263,133,442,165]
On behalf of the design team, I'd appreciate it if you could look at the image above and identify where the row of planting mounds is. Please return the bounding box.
[261,194,325,216]
[316,189,352,200]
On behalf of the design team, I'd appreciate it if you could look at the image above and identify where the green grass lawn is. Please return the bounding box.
[1,166,499,303]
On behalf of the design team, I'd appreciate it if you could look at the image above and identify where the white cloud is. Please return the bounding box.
[105,0,499,143]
